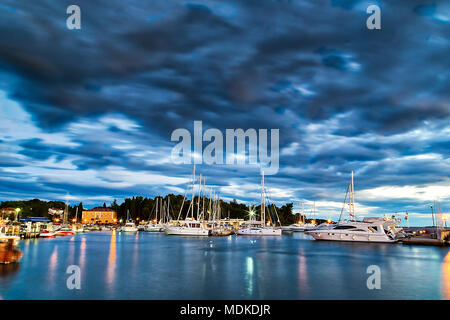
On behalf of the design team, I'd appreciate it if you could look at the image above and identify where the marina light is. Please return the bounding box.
[327,219,332,224]
[72,218,76,223]
[119,219,123,223]
[15,208,21,213]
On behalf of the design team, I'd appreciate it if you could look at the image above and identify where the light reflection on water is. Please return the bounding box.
[106,230,116,290]
[442,251,450,299]
[0,232,448,299]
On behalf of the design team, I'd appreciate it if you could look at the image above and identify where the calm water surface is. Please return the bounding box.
[1,231,449,299]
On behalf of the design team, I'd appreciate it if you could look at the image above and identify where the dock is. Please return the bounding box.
[401,228,450,246]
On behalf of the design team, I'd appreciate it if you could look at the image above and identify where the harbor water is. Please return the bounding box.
[1,231,449,299]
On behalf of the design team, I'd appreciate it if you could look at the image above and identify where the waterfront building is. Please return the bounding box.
[82,207,117,224]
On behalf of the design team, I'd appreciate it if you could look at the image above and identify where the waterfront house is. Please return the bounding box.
[82,207,117,224]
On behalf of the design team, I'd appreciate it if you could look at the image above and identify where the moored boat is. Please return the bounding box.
[237,172,282,236]
[306,171,402,243]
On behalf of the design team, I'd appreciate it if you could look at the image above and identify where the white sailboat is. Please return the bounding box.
[306,171,401,243]
[119,209,138,232]
[165,165,210,236]
[286,202,317,232]
[144,197,165,232]
[237,172,282,236]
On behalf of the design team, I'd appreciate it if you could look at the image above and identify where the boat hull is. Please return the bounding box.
[306,230,397,243]
[144,225,164,232]
[39,232,57,238]
[165,227,209,236]
[237,228,282,236]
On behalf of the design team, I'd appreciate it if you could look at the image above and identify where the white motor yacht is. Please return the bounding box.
[306,171,402,243]
[306,217,400,243]
[120,221,138,232]
[119,210,138,232]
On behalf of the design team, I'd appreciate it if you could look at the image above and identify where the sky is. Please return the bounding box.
[0,0,448,226]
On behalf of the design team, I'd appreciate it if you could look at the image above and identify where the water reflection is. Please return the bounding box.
[297,248,309,295]
[442,250,450,299]
[0,263,20,278]
[79,237,86,270]
[106,230,116,290]
[245,256,254,295]
[48,246,58,285]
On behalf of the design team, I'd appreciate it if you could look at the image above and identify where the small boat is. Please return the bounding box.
[39,223,57,238]
[165,219,210,236]
[143,197,166,232]
[144,224,164,232]
[55,229,75,236]
[120,221,138,232]
[119,210,138,232]
[39,231,57,238]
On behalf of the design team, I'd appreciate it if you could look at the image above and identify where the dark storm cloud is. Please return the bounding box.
[0,0,448,219]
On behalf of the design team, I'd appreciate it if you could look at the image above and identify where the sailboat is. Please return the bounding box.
[144,197,165,232]
[71,207,84,233]
[209,190,234,236]
[55,202,75,236]
[285,202,317,232]
[306,171,402,243]
[165,165,210,236]
[237,172,282,236]
[120,209,138,232]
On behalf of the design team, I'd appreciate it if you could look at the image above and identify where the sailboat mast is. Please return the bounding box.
[261,171,265,225]
[155,197,159,222]
[302,202,305,223]
[351,170,356,221]
[196,174,202,220]
[313,201,316,221]
[190,165,196,219]
[202,177,206,221]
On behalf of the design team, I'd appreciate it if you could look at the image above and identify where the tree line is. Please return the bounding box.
[0,197,329,226]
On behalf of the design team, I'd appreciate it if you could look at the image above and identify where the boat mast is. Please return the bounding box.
[190,164,196,219]
[313,201,316,222]
[302,202,305,223]
[351,170,356,221]
[261,171,265,226]
[202,177,206,221]
[196,174,202,220]
[155,197,159,222]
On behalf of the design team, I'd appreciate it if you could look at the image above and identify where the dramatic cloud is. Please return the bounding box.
[0,0,448,225]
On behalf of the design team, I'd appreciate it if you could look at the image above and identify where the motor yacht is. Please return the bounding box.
[306,171,402,243]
